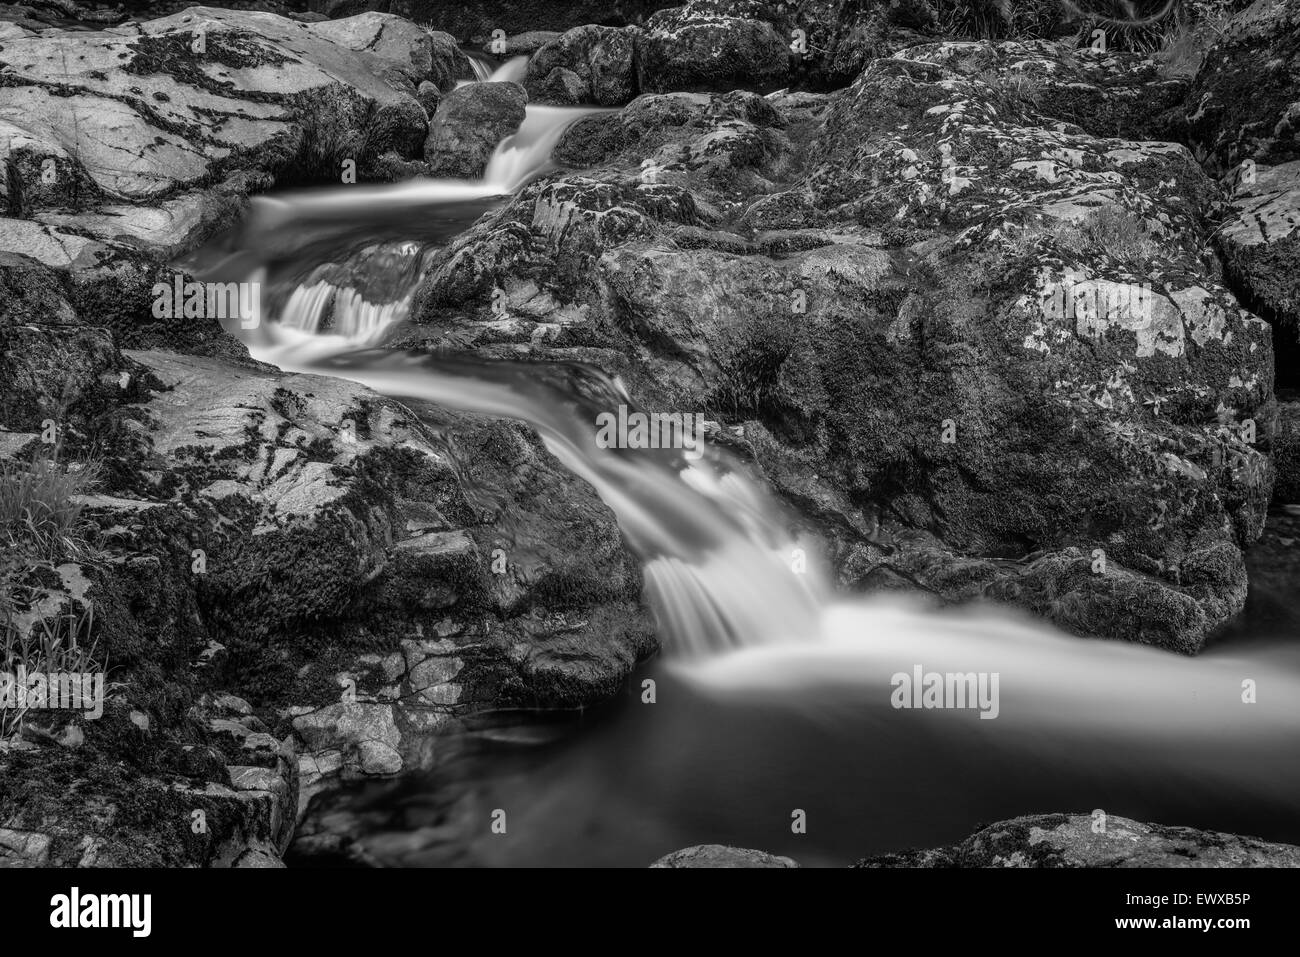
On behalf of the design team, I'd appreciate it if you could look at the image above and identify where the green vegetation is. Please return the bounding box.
[0,449,100,568]
[1056,205,1164,270]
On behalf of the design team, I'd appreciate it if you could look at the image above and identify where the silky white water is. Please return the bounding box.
[187,65,1300,864]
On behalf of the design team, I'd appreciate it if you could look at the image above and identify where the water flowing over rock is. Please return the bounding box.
[409,45,1273,653]
[3,0,1297,872]
[0,5,438,321]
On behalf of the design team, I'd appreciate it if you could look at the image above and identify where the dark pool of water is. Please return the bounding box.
[291,627,1300,868]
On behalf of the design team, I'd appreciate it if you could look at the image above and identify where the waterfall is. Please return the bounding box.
[182,53,1300,714]
[482,104,608,194]
[279,282,411,343]
[163,27,1300,870]
[182,61,812,656]
[250,347,825,654]
[188,61,1300,869]
[185,71,606,368]
[261,334,1300,867]
[466,53,494,83]
[458,54,527,88]
[487,54,529,85]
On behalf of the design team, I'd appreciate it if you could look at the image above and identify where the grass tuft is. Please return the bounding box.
[0,444,107,740]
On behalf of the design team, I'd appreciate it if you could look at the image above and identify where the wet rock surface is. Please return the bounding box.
[409,42,1274,654]
[2,0,1298,868]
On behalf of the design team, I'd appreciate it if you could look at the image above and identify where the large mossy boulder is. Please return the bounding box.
[635,0,791,95]
[410,48,1274,653]
[524,24,636,105]
[423,81,527,177]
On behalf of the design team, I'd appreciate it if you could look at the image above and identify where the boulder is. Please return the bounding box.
[91,349,654,710]
[0,6,428,205]
[411,49,1274,654]
[0,220,244,357]
[525,25,636,106]
[1182,0,1300,396]
[0,7,440,343]
[425,28,472,91]
[417,79,442,116]
[486,30,562,56]
[896,39,1188,141]
[530,66,589,105]
[308,11,435,82]
[635,0,791,94]
[854,813,1300,867]
[651,844,800,867]
[632,0,938,94]
[424,81,527,177]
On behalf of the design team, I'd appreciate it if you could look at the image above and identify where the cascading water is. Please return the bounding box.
[258,347,825,656]
[465,53,494,83]
[487,54,529,85]
[190,75,613,370]
[457,53,527,87]
[188,65,1300,866]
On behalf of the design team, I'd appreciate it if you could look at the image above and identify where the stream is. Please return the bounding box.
[183,57,1300,867]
